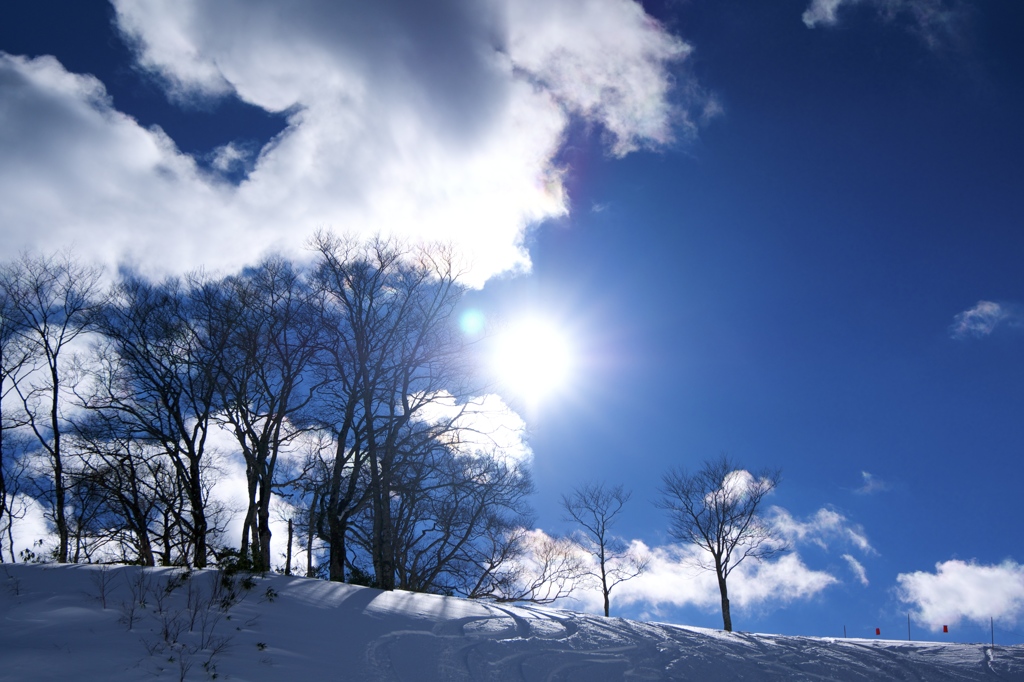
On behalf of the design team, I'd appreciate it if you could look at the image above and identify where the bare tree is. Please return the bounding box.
[312,234,478,589]
[384,441,534,596]
[658,454,785,632]
[0,286,23,557]
[0,251,103,562]
[214,258,323,570]
[69,406,169,566]
[562,482,648,617]
[0,431,32,562]
[85,274,227,568]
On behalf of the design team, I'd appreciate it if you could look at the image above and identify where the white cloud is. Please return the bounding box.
[769,506,875,555]
[199,421,322,570]
[610,541,837,614]
[802,0,847,27]
[534,533,842,617]
[540,496,877,616]
[505,499,874,616]
[209,141,254,174]
[897,559,1024,630]
[855,471,889,495]
[2,494,51,563]
[843,553,869,586]
[505,0,690,156]
[0,0,700,287]
[950,301,1020,339]
[411,391,533,465]
[0,53,234,278]
[802,0,966,49]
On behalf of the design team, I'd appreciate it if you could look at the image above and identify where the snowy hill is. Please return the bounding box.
[1,564,1022,681]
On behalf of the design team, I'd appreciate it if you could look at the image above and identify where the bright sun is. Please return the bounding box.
[491,316,575,405]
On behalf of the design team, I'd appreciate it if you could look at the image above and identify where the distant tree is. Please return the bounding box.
[469,528,583,604]
[658,454,785,632]
[561,482,648,617]
[0,251,103,563]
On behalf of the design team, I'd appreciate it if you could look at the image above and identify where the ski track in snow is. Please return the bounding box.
[1,564,1023,681]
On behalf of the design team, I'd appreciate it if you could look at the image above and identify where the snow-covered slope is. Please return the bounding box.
[1,564,1021,681]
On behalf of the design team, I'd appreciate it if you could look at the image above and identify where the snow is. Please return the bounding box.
[1,564,1021,681]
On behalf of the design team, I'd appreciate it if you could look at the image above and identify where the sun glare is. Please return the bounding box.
[491,316,575,405]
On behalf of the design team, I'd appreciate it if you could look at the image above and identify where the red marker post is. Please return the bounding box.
[943,625,948,633]
[875,628,881,636]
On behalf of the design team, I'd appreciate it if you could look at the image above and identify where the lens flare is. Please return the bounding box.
[459,309,486,336]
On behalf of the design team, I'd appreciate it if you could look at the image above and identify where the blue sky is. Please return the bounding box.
[3,0,1024,642]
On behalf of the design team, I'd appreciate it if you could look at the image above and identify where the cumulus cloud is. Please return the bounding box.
[505,0,691,156]
[854,471,889,495]
[950,301,1021,339]
[607,541,837,615]
[0,0,700,286]
[539,514,864,616]
[770,506,875,555]
[897,559,1024,630]
[0,53,235,277]
[802,0,966,49]
[519,500,876,616]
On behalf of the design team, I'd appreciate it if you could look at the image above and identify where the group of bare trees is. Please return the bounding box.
[0,239,536,599]
[559,456,783,630]
[0,245,786,629]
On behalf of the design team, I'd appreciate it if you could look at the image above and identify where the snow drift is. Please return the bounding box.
[0,563,1021,681]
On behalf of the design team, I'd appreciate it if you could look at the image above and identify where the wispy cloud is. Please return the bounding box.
[950,301,1021,340]
[802,0,967,50]
[854,471,889,495]
[897,559,1024,630]
[769,506,876,555]
[843,554,869,586]
[0,0,707,286]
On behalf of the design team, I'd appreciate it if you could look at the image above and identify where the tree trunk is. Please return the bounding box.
[600,556,610,617]
[124,459,155,567]
[368,442,396,590]
[239,466,256,563]
[0,374,6,562]
[134,514,155,567]
[189,457,207,568]
[285,518,293,576]
[257,475,272,571]
[717,573,732,632]
[306,489,317,578]
[50,366,69,563]
[160,509,172,566]
[328,515,346,582]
